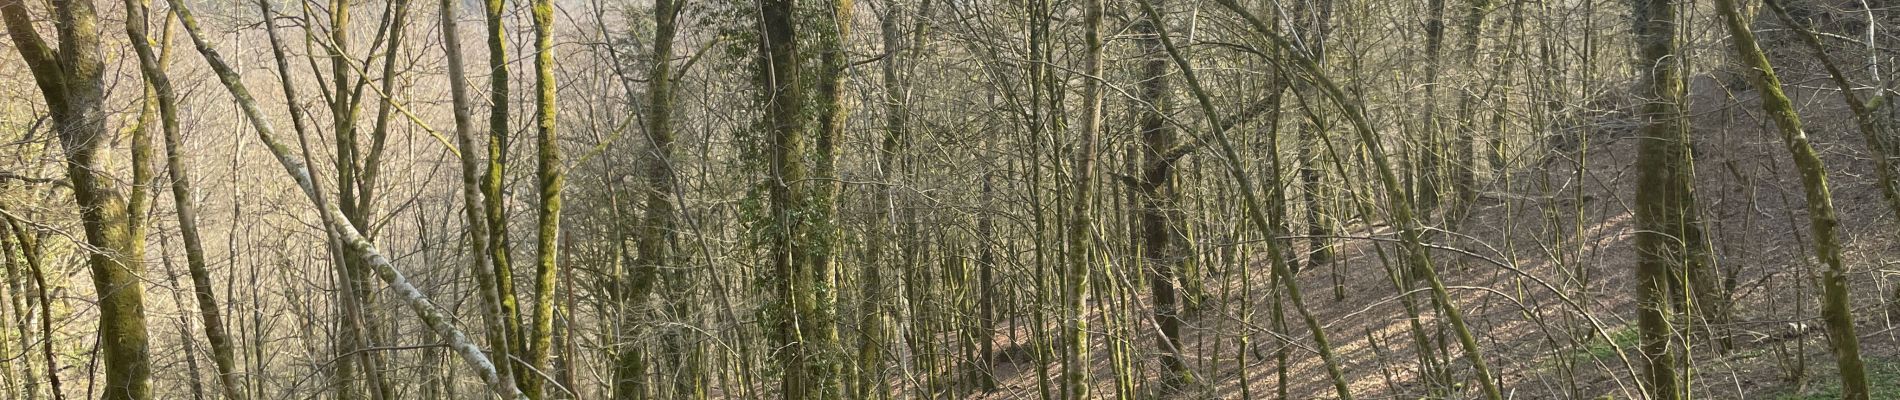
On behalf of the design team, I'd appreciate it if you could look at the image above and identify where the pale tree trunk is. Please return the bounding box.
[438,0,519,392]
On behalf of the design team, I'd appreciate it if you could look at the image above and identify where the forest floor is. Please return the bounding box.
[957,69,1900,399]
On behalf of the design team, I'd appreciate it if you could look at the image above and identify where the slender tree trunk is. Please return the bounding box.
[2,215,62,400]
[1714,1,1871,398]
[608,0,689,398]
[481,0,527,384]
[1292,0,1335,272]
[1144,2,1356,398]
[860,1,929,396]
[1212,2,1504,398]
[1448,0,1494,210]
[438,0,518,391]
[522,0,563,395]
[1063,0,1105,397]
[0,217,39,400]
[1415,0,1448,214]
[118,4,245,398]
[1130,0,1193,385]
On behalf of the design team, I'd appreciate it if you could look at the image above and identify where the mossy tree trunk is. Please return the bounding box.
[1063,0,1105,397]
[522,0,564,396]
[480,0,527,387]
[118,3,244,399]
[1762,0,1900,322]
[1713,1,1871,398]
[758,0,847,396]
[1,0,153,398]
[1629,0,1702,397]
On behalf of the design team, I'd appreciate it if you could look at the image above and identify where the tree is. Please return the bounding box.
[1062,0,1105,396]
[2,0,154,397]
[171,0,525,397]
[1629,0,1697,397]
[756,0,848,396]
[117,2,243,398]
[1713,0,1871,397]
[1129,0,1193,385]
[437,0,519,392]
[522,0,565,395]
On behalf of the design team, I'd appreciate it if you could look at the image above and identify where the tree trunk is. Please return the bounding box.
[1713,1,1871,398]
[1063,0,1105,397]
[481,0,527,385]
[118,4,245,399]
[438,0,519,391]
[1148,2,1357,398]
[1212,2,1503,398]
[523,0,564,395]
[1130,0,1193,385]
[1,0,153,397]
[1630,0,1696,396]
[758,0,845,396]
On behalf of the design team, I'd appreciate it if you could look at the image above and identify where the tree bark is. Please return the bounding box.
[522,0,564,395]
[1,0,153,397]
[118,4,245,399]
[1129,0,1194,385]
[1630,0,1696,396]
[758,0,846,396]
[1713,1,1871,398]
[1063,0,1105,397]
[439,0,519,392]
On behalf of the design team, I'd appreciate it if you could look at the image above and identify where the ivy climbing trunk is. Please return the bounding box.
[758,0,845,396]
